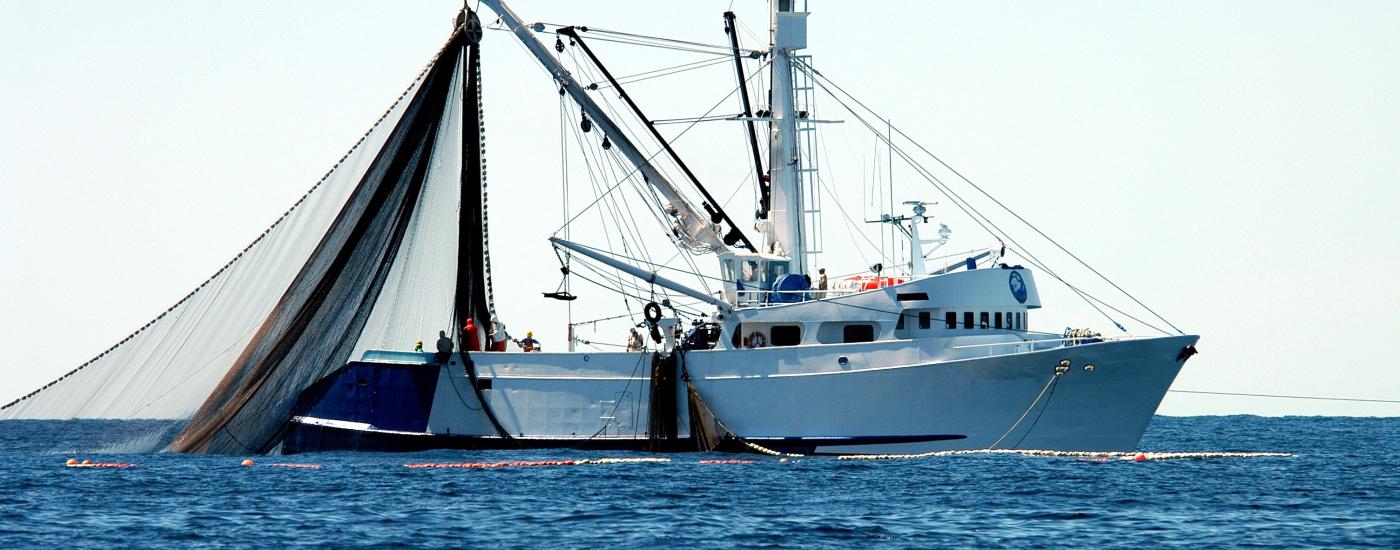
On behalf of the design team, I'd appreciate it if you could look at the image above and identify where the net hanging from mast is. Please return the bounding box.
[2,19,493,456]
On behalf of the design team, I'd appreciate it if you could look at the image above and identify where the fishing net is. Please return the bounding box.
[3,22,490,456]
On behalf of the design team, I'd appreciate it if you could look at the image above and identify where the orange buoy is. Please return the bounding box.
[241,458,255,467]
[81,459,92,465]
[66,458,78,466]
[1133,452,1148,462]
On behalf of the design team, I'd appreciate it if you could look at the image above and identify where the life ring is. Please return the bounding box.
[746,331,767,348]
[643,302,662,323]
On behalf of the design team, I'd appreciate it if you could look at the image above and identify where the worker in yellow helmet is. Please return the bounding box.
[519,331,541,352]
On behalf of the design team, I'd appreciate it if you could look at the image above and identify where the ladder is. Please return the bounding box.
[791,54,823,269]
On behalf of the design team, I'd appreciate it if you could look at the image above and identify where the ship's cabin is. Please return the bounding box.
[710,262,1040,350]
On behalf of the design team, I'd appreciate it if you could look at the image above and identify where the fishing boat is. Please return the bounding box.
[1,1,1198,455]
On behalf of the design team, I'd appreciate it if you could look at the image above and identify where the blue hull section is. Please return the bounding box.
[291,361,441,433]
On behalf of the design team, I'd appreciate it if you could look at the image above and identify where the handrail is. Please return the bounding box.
[732,288,857,308]
[950,335,1147,350]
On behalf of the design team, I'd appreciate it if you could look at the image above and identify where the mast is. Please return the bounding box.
[766,0,808,273]
[479,0,735,253]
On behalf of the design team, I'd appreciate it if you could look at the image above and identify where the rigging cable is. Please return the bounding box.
[1167,390,1400,404]
[800,60,1127,328]
[552,58,772,245]
[798,58,1183,336]
[548,24,755,56]
[593,55,734,89]
[565,99,666,301]
[796,58,1155,334]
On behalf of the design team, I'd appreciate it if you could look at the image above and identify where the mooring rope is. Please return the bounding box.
[988,367,1065,450]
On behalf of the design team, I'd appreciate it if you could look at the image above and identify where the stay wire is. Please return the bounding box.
[566,103,663,311]
[800,61,1123,329]
[595,55,734,89]
[553,57,771,239]
[797,59,1148,334]
[800,59,1183,336]
[1167,390,1400,404]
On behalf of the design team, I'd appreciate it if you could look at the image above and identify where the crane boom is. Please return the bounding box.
[479,0,730,253]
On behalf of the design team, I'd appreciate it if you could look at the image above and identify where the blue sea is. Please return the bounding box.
[1,416,1397,547]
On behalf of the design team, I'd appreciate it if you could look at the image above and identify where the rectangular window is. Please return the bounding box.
[843,324,876,343]
[896,314,905,330]
[980,312,989,329]
[995,312,1003,329]
[1017,312,1024,330]
[771,325,802,347]
[963,312,974,330]
[945,311,957,330]
[918,311,931,330]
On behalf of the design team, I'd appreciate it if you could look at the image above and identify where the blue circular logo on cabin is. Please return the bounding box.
[1009,271,1027,303]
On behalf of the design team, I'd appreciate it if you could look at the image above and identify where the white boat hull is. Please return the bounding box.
[686,335,1198,453]
[284,335,1196,454]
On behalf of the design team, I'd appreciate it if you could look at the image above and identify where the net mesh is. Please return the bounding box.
[1,27,479,457]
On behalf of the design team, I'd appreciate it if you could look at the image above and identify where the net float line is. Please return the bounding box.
[698,459,755,464]
[837,449,1294,461]
[577,457,671,464]
[405,460,577,469]
[404,457,678,469]
[65,458,136,469]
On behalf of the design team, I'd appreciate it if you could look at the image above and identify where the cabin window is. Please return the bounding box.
[771,325,802,347]
[963,312,974,330]
[980,312,989,329]
[918,311,931,330]
[842,324,876,343]
[945,311,957,329]
[1017,312,1025,330]
[896,314,905,330]
[995,312,1003,329]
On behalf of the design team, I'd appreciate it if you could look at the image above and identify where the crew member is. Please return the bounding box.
[415,340,424,352]
[815,267,828,299]
[626,328,645,352]
[490,321,509,352]
[434,330,454,363]
[518,331,541,352]
[462,317,481,351]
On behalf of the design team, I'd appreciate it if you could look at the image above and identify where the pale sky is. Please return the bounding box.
[2,1,1398,416]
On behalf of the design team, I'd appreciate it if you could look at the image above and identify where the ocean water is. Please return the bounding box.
[1,416,1397,547]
